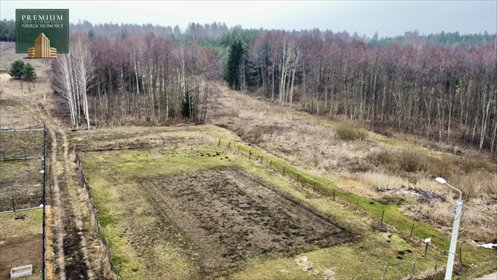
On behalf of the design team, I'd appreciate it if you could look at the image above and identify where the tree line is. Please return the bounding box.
[52,31,214,129]
[41,21,497,153]
[226,30,497,153]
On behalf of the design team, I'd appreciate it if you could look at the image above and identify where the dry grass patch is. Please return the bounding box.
[334,122,368,141]
[359,172,407,191]
[450,171,497,200]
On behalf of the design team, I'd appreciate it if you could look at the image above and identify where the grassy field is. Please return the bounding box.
[74,125,496,279]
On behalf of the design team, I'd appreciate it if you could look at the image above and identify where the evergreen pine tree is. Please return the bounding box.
[22,63,37,81]
[181,91,191,119]
[9,59,25,79]
[225,41,244,90]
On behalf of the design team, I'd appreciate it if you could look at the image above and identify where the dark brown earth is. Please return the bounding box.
[140,168,351,277]
[0,234,42,279]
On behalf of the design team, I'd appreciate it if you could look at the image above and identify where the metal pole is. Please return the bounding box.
[444,198,463,280]
[435,177,464,280]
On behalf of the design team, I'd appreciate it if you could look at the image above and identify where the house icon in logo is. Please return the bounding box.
[27,33,57,58]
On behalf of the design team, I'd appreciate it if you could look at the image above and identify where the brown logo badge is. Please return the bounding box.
[27,33,57,58]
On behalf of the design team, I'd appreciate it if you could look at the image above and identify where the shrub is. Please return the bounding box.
[397,151,425,172]
[456,157,494,173]
[425,156,452,178]
[335,122,367,141]
[366,151,395,167]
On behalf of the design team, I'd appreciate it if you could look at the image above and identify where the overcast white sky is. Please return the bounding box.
[1,1,496,37]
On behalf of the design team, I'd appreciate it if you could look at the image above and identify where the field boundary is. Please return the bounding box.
[0,205,43,214]
[74,151,120,280]
[69,132,496,278]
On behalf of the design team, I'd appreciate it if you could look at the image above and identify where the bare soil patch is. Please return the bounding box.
[0,234,42,279]
[140,168,351,277]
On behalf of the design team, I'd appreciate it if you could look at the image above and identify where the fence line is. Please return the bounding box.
[42,124,47,280]
[1,156,41,161]
[0,205,43,214]
[215,138,466,279]
[74,151,120,280]
[69,136,464,279]
[0,126,45,132]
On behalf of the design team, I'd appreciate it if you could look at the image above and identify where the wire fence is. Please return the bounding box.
[0,127,45,212]
[70,136,472,279]
[214,138,472,279]
[0,124,47,279]
[74,152,121,280]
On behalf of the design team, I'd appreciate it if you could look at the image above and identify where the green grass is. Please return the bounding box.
[0,208,42,239]
[80,147,235,279]
[76,126,496,279]
[78,146,467,279]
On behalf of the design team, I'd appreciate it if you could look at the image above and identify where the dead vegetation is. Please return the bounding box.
[334,122,367,141]
[208,83,497,242]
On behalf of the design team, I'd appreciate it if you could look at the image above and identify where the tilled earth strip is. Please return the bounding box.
[140,168,352,277]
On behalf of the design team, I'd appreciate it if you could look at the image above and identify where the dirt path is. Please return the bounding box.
[46,124,66,280]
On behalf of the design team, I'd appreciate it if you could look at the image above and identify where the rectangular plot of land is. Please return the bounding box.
[0,131,44,160]
[140,169,350,275]
[0,160,42,211]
